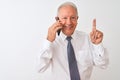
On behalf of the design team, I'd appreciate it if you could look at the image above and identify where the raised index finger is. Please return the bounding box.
[92,18,96,31]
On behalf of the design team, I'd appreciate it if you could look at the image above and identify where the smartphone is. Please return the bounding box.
[55,17,61,36]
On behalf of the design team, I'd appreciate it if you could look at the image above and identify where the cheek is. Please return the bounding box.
[61,21,65,25]
[73,22,77,27]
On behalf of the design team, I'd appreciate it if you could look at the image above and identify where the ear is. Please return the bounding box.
[77,16,79,20]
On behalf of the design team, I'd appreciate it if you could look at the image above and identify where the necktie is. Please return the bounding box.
[66,36,80,80]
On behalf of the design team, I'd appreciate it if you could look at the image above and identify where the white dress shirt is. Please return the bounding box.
[38,30,109,80]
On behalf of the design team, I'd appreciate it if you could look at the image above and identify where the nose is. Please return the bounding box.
[66,18,72,25]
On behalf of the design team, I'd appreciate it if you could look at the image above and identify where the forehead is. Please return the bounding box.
[58,5,77,16]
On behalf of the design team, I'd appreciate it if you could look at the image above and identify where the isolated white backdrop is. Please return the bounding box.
[0,0,120,80]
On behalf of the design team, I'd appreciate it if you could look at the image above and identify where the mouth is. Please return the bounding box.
[65,25,73,30]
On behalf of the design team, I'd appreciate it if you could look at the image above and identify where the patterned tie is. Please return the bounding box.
[66,36,80,80]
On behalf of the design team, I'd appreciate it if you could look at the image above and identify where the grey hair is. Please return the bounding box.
[57,2,78,16]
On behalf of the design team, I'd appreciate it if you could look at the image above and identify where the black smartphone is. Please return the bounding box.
[55,17,61,36]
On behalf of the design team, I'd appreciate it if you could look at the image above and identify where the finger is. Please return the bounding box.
[98,31,103,38]
[98,33,101,38]
[53,21,63,30]
[92,18,96,31]
[55,26,62,32]
[95,31,99,39]
[90,32,95,41]
[53,21,62,27]
[90,32,95,43]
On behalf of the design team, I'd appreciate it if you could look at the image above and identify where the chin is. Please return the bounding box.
[62,29,74,36]
[65,32,73,36]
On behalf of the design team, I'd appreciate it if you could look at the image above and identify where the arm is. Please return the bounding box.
[90,19,109,68]
[38,19,63,72]
[38,39,53,72]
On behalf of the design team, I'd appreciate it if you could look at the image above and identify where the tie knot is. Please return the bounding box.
[66,36,72,41]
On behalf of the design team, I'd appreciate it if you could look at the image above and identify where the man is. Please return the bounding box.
[38,1,109,80]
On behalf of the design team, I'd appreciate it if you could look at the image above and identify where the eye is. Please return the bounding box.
[71,17,76,20]
[62,17,67,20]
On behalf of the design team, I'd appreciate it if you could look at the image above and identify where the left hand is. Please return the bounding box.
[90,19,103,44]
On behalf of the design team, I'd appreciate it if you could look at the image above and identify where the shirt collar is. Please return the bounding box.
[60,31,76,41]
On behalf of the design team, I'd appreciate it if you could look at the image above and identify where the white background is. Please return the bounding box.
[0,0,120,80]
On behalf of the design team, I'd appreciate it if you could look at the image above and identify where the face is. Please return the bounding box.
[58,5,78,36]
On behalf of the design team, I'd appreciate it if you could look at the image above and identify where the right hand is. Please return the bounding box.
[90,19,103,44]
[47,20,63,42]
